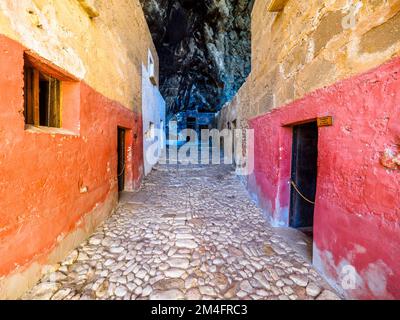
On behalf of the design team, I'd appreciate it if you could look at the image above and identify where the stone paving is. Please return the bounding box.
[23,162,341,300]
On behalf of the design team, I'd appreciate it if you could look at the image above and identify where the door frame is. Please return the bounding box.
[289,121,319,231]
[117,126,126,193]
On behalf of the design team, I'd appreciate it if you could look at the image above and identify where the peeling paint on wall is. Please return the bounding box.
[0,0,86,79]
[217,0,400,299]
[380,144,400,170]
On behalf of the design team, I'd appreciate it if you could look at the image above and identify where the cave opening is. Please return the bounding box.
[139,0,254,123]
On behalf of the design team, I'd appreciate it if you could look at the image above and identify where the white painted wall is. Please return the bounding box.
[142,53,166,176]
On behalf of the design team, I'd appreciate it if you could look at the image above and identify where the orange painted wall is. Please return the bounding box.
[0,35,143,278]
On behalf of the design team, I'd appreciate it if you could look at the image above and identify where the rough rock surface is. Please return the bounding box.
[23,161,340,300]
[139,0,253,114]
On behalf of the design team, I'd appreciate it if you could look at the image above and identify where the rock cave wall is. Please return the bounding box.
[140,0,253,116]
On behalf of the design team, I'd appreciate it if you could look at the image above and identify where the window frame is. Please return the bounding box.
[148,50,157,86]
[23,52,81,135]
[24,62,61,128]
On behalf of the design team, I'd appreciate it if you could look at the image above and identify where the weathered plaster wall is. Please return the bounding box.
[142,61,166,176]
[140,0,252,114]
[217,0,400,299]
[0,0,159,112]
[249,58,400,299]
[220,0,400,123]
[0,0,157,298]
[251,0,400,116]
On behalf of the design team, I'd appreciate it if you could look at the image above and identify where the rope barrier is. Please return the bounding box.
[290,180,315,205]
[117,163,126,177]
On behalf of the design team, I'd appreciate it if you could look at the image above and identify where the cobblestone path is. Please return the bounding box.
[24,163,340,300]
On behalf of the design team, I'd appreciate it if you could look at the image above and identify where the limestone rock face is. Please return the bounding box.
[140,0,253,115]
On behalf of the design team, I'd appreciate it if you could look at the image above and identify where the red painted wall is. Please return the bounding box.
[248,57,400,299]
[0,36,144,278]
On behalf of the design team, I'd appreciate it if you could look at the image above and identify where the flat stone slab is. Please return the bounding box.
[175,239,198,249]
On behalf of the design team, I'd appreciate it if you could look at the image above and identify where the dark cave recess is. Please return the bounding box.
[140,0,254,116]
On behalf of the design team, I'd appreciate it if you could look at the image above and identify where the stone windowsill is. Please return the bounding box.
[25,125,79,137]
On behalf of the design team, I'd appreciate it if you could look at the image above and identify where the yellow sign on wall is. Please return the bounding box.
[317,116,333,127]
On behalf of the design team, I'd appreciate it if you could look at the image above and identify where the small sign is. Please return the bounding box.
[317,116,333,127]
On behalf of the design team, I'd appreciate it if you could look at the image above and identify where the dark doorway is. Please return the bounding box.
[187,117,196,129]
[117,128,126,193]
[199,125,208,131]
[232,120,237,165]
[290,122,318,236]
[186,117,197,142]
